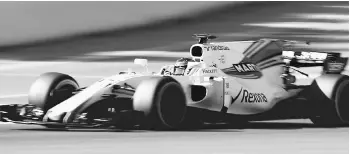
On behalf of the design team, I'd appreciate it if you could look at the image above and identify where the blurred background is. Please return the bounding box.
[0,1,347,61]
[0,1,348,99]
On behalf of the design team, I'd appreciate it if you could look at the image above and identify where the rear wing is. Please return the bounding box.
[283,51,327,64]
[283,50,348,73]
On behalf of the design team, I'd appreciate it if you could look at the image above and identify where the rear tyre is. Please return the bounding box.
[309,75,349,127]
[133,77,187,130]
[28,72,79,113]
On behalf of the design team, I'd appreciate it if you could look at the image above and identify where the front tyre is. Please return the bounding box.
[28,72,79,113]
[133,77,187,130]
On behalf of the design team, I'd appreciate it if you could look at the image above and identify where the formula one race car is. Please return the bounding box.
[0,34,348,130]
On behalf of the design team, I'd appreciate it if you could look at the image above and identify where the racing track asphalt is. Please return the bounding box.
[0,120,347,154]
[0,1,348,154]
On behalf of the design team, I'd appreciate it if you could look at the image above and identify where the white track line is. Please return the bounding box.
[0,61,68,71]
[0,94,28,99]
[0,73,105,79]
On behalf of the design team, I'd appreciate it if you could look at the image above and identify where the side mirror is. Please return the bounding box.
[134,58,148,67]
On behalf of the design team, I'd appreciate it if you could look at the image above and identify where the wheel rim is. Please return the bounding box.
[46,79,78,111]
[54,79,79,91]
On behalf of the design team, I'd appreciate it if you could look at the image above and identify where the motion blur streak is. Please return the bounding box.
[245,22,349,31]
[322,5,349,8]
[288,13,348,21]
[0,1,235,45]
[245,12,349,31]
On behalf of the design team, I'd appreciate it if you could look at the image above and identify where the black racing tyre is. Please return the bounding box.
[309,74,349,127]
[28,72,79,113]
[133,77,187,130]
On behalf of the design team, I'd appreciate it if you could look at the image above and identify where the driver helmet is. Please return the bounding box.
[174,57,195,75]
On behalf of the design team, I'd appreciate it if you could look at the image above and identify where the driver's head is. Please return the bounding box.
[174,57,194,75]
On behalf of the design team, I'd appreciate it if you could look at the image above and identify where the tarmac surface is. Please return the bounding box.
[0,120,347,154]
[0,1,348,154]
